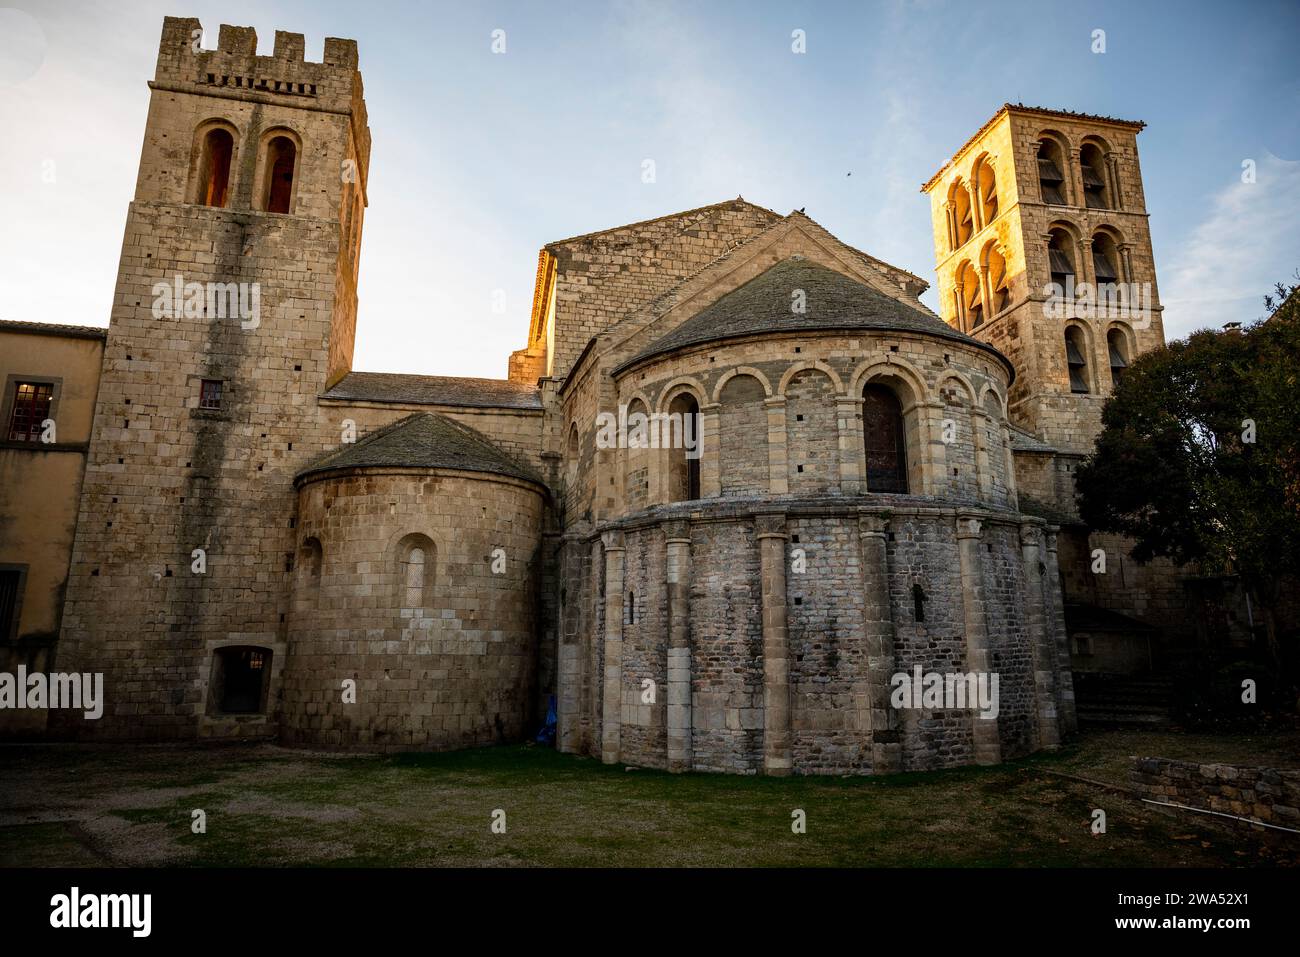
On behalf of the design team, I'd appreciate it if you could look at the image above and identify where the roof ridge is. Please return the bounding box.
[0,318,108,339]
[544,196,782,248]
[921,102,1146,193]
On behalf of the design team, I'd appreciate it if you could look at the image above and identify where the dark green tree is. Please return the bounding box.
[1075,277,1300,686]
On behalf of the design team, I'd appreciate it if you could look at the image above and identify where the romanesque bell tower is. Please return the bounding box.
[922,104,1165,459]
[56,18,370,738]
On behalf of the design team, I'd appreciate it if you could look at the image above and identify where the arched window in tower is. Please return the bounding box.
[1092,232,1122,298]
[975,158,998,223]
[1107,328,1129,388]
[1080,142,1110,209]
[667,392,701,502]
[1037,138,1068,205]
[1047,229,1075,296]
[197,127,234,208]
[984,245,1010,316]
[862,384,908,493]
[260,134,298,214]
[953,260,981,331]
[1065,326,1090,394]
[950,182,974,249]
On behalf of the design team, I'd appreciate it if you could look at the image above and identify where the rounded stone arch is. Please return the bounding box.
[390,530,437,614]
[623,395,652,509]
[1035,129,1073,205]
[293,535,324,616]
[848,356,930,409]
[782,364,841,494]
[977,381,1008,421]
[710,366,774,405]
[252,125,304,214]
[189,117,241,207]
[654,375,708,413]
[1090,225,1126,289]
[565,419,581,484]
[937,370,978,409]
[777,359,844,398]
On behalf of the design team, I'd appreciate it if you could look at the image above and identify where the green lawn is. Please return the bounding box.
[1,730,1297,867]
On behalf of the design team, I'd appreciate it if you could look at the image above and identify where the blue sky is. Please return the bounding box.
[1,0,1296,378]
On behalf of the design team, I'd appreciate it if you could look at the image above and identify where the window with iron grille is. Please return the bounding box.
[7,381,53,441]
[199,379,223,410]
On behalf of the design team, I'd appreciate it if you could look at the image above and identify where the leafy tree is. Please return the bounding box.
[1075,276,1300,687]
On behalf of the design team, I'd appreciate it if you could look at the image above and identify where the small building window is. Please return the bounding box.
[1066,328,1090,394]
[199,379,223,410]
[862,384,908,493]
[1108,329,1129,387]
[261,135,298,214]
[1037,140,1068,205]
[197,127,234,208]
[912,582,927,622]
[211,646,271,714]
[7,381,53,441]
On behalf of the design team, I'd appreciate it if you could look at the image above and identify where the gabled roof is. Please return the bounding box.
[294,412,543,487]
[613,258,1013,377]
[543,196,781,249]
[321,371,542,410]
[0,318,107,340]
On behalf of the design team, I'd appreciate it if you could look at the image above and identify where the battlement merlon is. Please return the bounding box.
[151,17,371,196]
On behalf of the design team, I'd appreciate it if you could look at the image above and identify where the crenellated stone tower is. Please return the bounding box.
[56,18,371,738]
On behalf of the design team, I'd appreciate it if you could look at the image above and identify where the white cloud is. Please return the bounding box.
[1160,152,1300,338]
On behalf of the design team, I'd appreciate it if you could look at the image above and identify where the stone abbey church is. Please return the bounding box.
[0,18,1187,774]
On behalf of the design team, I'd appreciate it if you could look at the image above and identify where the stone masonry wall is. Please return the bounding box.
[1130,757,1300,831]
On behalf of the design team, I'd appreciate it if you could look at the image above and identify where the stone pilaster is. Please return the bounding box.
[600,530,625,764]
[956,515,1001,764]
[756,513,791,776]
[1042,527,1077,733]
[699,402,721,498]
[765,396,788,495]
[556,540,581,753]
[836,396,863,494]
[1019,524,1060,748]
[664,522,693,773]
[859,511,901,774]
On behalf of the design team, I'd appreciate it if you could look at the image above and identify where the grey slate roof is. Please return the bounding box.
[295,412,543,487]
[1008,423,1056,453]
[322,371,542,410]
[615,258,1013,376]
[0,318,107,340]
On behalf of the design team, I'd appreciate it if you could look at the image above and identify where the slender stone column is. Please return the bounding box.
[1067,146,1084,207]
[664,523,693,772]
[971,408,992,498]
[556,540,581,753]
[1019,525,1060,748]
[756,513,791,776]
[600,530,625,764]
[920,401,947,496]
[956,515,1001,764]
[699,402,722,498]
[859,512,901,774]
[1042,527,1077,733]
[765,396,788,495]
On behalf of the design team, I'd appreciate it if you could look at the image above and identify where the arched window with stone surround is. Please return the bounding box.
[1065,325,1091,394]
[1080,141,1111,209]
[624,397,651,509]
[1091,230,1123,302]
[1107,326,1130,388]
[982,242,1010,317]
[718,375,767,495]
[193,122,236,208]
[258,130,300,214]
[955,260,982,330]
[949,180,974,250]
[862,384,908,493]
[394,533,436,615]
[1037,134,1070,206]
[1047,227,1076,297]
[973,154,999,224]
[666,391,701,502]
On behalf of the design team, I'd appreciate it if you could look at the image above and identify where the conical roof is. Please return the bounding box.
[295,412,543,487]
